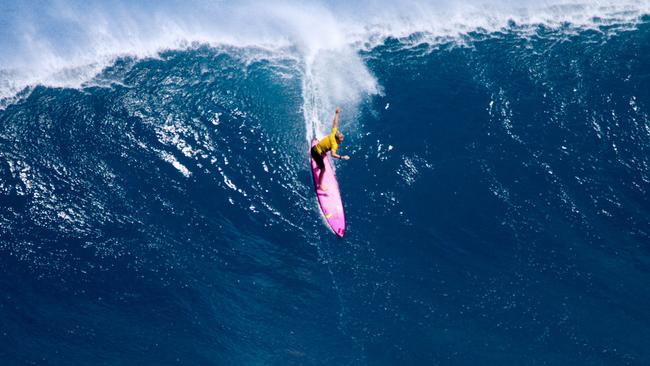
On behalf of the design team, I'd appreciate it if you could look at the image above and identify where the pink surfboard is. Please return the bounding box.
[310,138,346,237]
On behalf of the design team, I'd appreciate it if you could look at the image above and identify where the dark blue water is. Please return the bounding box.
[2,17,650,366]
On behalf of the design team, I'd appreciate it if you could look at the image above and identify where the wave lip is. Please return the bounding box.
[0,0,649,107]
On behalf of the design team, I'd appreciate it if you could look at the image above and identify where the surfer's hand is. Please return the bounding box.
[335,107,341,114]
[342,155,350,160]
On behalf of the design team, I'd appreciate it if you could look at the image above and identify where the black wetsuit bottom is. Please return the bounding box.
[311,146,325,170]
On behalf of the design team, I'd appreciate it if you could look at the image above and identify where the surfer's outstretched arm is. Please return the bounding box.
[332,107,340,130]
[330,107,349,160]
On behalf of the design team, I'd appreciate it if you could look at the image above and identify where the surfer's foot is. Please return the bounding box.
[319,184,328,191]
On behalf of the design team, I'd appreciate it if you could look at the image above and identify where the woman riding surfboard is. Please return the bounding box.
[310,107,350,191]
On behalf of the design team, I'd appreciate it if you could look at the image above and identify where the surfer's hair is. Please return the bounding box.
[335,131,344,142]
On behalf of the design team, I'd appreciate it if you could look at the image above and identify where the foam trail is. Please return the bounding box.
[302,47,380,142]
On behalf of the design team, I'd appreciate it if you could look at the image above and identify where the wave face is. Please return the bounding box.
[2,1,650,365]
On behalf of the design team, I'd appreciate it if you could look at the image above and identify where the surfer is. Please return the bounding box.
[311,107,350,191]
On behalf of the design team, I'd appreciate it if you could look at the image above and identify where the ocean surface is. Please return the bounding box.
[1,1,650,365]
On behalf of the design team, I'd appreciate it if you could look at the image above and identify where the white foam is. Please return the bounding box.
[302,46,380,141]
[1,0,648,116]
[160,152,191,178]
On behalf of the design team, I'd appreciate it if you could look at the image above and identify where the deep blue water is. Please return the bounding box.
[2,14,650,366]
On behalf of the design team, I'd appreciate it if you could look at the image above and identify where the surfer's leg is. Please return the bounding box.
[311,147,327,189]
[318,160,328,191]
[319,166,326,189]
